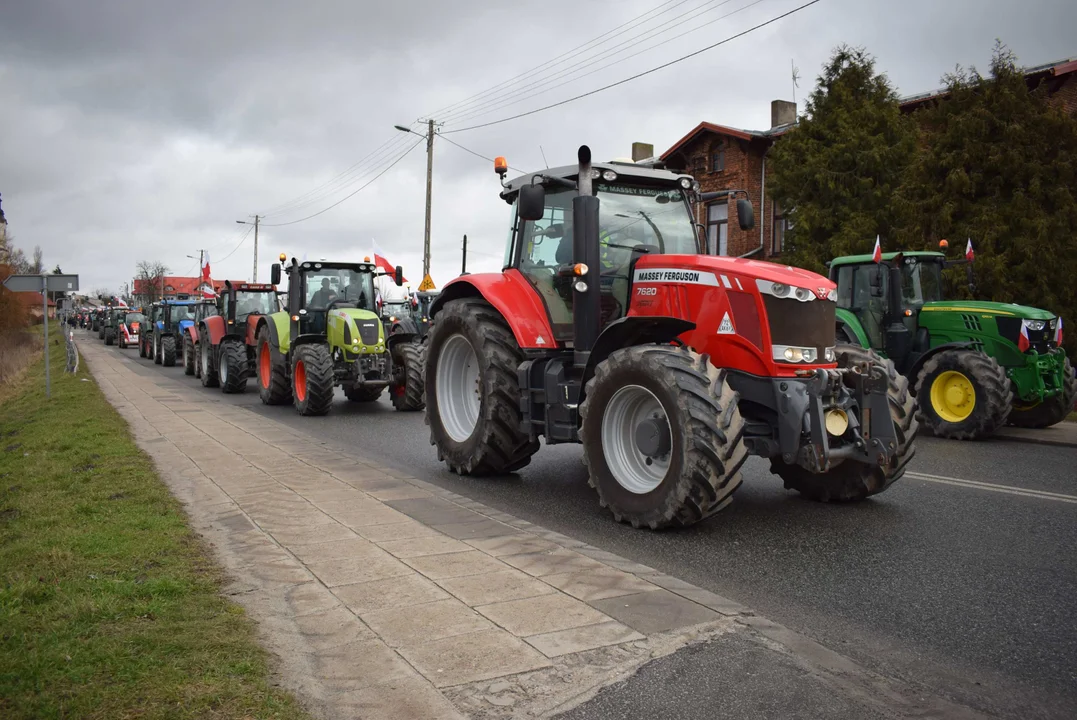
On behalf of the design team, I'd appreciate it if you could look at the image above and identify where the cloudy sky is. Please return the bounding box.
[1,0,1074,297]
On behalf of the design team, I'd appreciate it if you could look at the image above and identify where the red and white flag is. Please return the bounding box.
[1018,322,1031,352]
[872,235,882,263]
[1055,317,1063,346]
[966,238,974,262]
[201,251,211,282]
[372,240,408,283]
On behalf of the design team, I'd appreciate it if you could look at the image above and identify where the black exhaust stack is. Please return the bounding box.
[572,145,601,368]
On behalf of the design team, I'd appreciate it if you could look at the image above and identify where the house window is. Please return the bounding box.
[711,144,725,173]
[707,202,728,256]
[164,285,174,292]
[772,207,793,255]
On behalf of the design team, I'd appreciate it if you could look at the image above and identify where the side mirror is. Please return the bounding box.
[518,184,546,221]
[271,263,281,286]
[394,265,404,287]
[736,198,755,231]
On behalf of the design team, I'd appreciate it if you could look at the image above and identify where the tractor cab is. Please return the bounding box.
[221,281,278,335]
[273,260,396,337]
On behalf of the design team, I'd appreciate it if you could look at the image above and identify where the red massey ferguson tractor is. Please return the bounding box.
[423,147,917,530]
[195,281,280,393]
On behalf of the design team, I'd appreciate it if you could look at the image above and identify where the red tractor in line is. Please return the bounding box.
[195,281,280,393]
[423,147,917,530]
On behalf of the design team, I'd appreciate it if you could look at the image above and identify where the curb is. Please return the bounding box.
[994,426,1077,449]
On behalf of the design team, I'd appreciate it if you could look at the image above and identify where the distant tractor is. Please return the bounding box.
[95,308,107,338]
[139,303,161,359]
[380,290,439,411]
[117,311,145,349]
[181,300,223,377]
[422,147,916,530]
[830,249,1074,439]
[103,307,127,345]
[196,281,279,392]
[151,297,216,367]
[256,257,422,415]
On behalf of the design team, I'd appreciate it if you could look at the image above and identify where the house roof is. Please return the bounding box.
[132,276,246,295]
[660,121,795,161]
[899,55,1077,110]
[13,292,56,308]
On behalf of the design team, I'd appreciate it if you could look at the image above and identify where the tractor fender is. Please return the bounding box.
[430,270,557,350]
[258,312,292,356]
[387,318,419,351]
[187,323,200,345]
[583,316,696,387]
[200,314,228,348]
[835,308,870,347]
[906,341,977,388]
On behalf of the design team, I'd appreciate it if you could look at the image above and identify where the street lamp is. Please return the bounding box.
[395,120,435,282]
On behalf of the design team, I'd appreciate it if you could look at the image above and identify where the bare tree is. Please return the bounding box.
[30,246,44,274]
[135,260,169,304]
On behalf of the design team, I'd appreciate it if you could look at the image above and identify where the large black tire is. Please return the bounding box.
[291,343,335,416]
[915,349,1011,440]
[424,298,539,475]
[345,385,384,402]
[199,337,219,388]
[183,335,196,376]
[139,337,147,358]
[98,326,105,340]
[219,340,249,394]
[105,329,114,346]
[580,346,747,530]
[1007,357,1077,428]
[161,335,177,367]
[256,326,290,405]
[772,345,918,502]
[153,337,163,365]
[390,342,425,411]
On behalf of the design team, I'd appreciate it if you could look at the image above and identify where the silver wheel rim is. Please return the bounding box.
[601,385,671,494]
[220,347,228,383]
[201,340,210,376]
[436,334,481,443]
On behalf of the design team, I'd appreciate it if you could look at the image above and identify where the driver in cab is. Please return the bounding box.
[309,278,337,308]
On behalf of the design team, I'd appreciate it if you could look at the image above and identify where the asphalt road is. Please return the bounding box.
[106,337,1077,719]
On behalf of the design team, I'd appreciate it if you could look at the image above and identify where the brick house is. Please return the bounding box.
[660,100,797,260]
[131,276,245,305]
[656,56,1076,260]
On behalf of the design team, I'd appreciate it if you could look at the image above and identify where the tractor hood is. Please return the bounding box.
[177,319,195,332]
[640,255,836,293]
[328,308,385,348]
[920,300,1055,321]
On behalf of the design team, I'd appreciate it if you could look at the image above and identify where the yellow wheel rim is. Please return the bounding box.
[930,370,976,423]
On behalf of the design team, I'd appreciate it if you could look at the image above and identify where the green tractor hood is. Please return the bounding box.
[919,300,1055,321]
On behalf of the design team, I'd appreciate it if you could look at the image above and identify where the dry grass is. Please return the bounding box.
[0,330,39,388]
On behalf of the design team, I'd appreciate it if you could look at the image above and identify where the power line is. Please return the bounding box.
[443,0,821,135]
[260,137,426,227]
[439,0,740,126]
[216,225,255,263]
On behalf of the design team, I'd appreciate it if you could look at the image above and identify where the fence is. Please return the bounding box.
[66,328,79,374]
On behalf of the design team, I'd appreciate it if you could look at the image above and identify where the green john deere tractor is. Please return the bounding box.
[254,256,420,416]
[830,249,1074,439]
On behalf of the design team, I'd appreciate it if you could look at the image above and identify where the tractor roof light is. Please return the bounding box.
[494,156,508,176]
[938,239,949,249]
[279,252,287,262]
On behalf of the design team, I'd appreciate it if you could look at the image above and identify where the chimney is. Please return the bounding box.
[631,142,654,162]
[771,100,796,129]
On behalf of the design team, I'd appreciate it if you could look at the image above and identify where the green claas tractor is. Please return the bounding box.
[830,249,1074,439]
[254,256,416,416]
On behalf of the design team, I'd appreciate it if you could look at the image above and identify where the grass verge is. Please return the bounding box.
[0,326,310,719]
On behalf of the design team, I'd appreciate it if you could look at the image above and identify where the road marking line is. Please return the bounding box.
[905,471,1077,504]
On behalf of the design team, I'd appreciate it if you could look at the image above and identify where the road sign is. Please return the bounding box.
[2,274,79,292]
[418,274,437,292]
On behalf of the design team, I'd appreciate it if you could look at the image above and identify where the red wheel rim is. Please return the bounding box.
[259,342,271,388]
[294,360,307,402]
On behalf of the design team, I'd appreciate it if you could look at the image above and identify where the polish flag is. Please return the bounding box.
[1018,322,1031,352]
[1055,317,1063,346]
[872,235,882,263]
[966,238,975,262]
[201,251,211,282]
[372,240,407,283]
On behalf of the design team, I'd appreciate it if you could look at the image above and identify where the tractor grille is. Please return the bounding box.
[762,296,835,354]
[356,320,381,346]
[996,317,1055,354]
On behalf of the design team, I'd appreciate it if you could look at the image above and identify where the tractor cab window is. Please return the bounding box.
[169,304,194,322]
[846,264,889,349]
[125,313,145,325]
[303,268,375,311]
[234,291,277,321]
[901,258,943,306]
[518,189,574,333]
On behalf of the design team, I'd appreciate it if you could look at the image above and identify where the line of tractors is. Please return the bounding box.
[89,146,1074,531]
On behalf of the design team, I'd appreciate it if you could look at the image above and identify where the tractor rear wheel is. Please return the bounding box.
[153,337,163,365]
[139,337,147,358]
[1008,357,1077,429]
[391,342,425,412]
[291,344,335,416]
[771,345,917,502]
[199,337,219,388]
[916,350,1011,440]
[345,385,384,402]
[161,336,177,367]
[425,298,539,475]
[183,335,196,375]
[105,330,114,346]
[580,345,746,529]
[256,326,289,405]
[219,340,249,394]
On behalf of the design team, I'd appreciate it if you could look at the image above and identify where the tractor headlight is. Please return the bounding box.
[824,347,836,363]
[771,282,790,297]
[1024,319,1046,331]
[794,287,811,301]
[601,170,618,182]
[826,289,838,302]
[774,345,818,363]
[679,177,692,189]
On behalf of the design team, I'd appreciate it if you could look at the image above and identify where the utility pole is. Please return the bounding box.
[461,234,467,275]
[236,215,262,282]
[423,118,434,281]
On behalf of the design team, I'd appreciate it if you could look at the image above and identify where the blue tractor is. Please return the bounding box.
[152,297,217,367]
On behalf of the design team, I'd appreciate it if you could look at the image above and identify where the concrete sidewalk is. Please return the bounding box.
[80,336,989,720]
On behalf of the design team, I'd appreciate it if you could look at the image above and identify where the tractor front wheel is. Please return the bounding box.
[771,345,917,502]
[291,344,335,416]
[425,298,539,475]
[916,350,1011,440]
[256,327,290,405]
[580,345,746,529]
[183,335,196,375]
[1008,357,1077,429]
[220,340,249,394]
[105,330,114,346]
[139,337,147,358]
[390,342,425,412]
[200,337,219,388]
[153,337,163,365]
[161,335,177,367]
